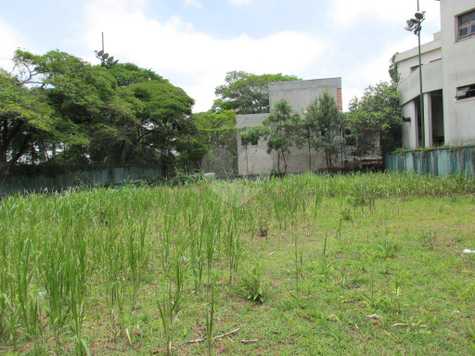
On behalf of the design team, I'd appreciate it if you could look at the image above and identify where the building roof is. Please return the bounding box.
[269,77,342,91]
[394,32,442,64]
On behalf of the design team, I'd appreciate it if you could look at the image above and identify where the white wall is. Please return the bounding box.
[440,0,475,146]
[396,1,475,149]
[395,34,442,80]
[398,59,443,104]
[236,113,275,176]
[396,34,443,149]
[269,78,342,114]
[401,101,418,149]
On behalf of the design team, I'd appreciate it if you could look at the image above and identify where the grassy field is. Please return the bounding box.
[0,173,474,355]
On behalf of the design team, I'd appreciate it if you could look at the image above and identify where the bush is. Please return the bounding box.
[237,263,266,304]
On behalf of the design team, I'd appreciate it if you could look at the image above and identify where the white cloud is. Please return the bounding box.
[331,0,440,29]
[184,0,203,9]
[0,20,24,72]
[84,0,326,112]
[228,0,254,7]
[342,37,417,106]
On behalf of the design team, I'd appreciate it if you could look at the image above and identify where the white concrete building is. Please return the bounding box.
[236,78,345,176]
[395,0,475,149]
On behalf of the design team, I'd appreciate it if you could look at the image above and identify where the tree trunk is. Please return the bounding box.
[308,141,312,172]
[282,152,288,174]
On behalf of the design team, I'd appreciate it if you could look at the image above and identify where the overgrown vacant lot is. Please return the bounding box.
[1,174,474,355]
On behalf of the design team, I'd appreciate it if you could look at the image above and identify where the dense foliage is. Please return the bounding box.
[212,71,299,114]
[262,100,300,174]
[347,82,402,156]
[1,50,195,177]
[300,93,345,168]
[189,110,237,171]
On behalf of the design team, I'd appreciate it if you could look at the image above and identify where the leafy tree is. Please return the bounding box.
[262,100,300,174]
[188,110,237,174]
[213,71,299,114]
[13,50,125,164]
[109,63,164,87]
[389,53,400,84]
[11,50,195,173]
[0,70,84,177]
[122,80,194,171]
[347,82,402,157]
[193,110,236,150]
[303,93,344,169]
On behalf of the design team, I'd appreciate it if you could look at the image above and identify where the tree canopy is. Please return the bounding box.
[347,82,402,156]
[212,71,299,114]
[261,100,300,174]
[1,49,195,176]
[300,93,344,169]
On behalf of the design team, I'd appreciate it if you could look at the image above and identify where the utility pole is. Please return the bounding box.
[102,32,105,53]
[405,1,426,147]
[416,0,425,148]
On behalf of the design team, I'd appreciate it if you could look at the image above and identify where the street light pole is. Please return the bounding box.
[416,0,425,148]
[405,2,426,147]
[417,25,425,147]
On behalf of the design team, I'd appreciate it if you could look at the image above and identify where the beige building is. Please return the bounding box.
[236,78,381,176]
[395,0,475,149]
[236,78,343,176]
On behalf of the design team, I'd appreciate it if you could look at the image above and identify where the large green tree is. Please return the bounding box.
[0,70,85,176]
[347,82,402,157]
[10,50,195,172]
[186,110,237,173]
[213,71,298,114]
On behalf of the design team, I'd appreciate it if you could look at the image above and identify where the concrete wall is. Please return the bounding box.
[236,113,275,176]
[236,78,347,176]
[440,0,475,146]
[201,146,237,178]
[386,145,475,177]
[0,167,164,197]
[395,33,442,80]
[269,78,342,114]
[398,59,443,104]
[401,101,418,149]
[236,113,332,176]
[396,2,475,149]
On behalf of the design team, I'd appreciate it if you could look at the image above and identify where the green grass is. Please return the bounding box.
[0,173,474,355]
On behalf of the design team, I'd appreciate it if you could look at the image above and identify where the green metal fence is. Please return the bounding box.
[0,167,163,197]
[386,146,475,176]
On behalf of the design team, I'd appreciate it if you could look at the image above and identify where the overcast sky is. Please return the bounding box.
[0,0,441,112]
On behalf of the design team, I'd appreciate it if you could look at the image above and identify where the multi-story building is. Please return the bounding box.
[395,0,475,149]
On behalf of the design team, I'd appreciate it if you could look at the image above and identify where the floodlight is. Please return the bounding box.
[414,11,426,20]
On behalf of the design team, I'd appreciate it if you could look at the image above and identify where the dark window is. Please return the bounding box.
[410,65,420,72]
[458,10,475,40]
[456,84,475,100]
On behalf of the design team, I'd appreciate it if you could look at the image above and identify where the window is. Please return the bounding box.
[410,64,421,72]
[456,84,475,100]
[458,9,475,40]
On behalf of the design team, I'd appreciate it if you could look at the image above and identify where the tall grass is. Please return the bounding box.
[0,173,473,353]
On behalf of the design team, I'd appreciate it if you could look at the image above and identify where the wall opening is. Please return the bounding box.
[414,97,423,147]
[430,90,445,146]
[456,83,475,100]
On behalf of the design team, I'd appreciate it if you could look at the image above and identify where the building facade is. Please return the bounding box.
[236,78,343,176]
[395,0,475,150]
